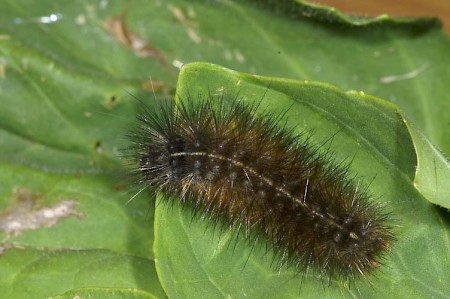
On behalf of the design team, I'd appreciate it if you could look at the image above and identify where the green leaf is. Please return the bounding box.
[154,62,450,298]
[50,288,158,299]
[1,0,449,298]
[0,248,163,299]
[405,121,450,208]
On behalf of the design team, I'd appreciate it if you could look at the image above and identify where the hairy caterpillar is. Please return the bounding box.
[124,92,394,282]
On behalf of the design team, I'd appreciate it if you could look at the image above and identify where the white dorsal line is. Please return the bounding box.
[169,151,355,234]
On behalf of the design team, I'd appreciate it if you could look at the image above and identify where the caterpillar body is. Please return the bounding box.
[125,94,394,281]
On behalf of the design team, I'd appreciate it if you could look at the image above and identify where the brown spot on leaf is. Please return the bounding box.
[0,188,84,240]
[0,61,5,79]
[168,5,201,44]
[95,140,104,154]
[100,5,168,67]
[141,80,173,98]
[0,243,24,255]
[102,94,119,109]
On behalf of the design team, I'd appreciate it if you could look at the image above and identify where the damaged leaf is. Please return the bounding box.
[0,188,83,240]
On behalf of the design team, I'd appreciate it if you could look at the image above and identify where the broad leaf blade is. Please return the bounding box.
[154,62,450,299]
